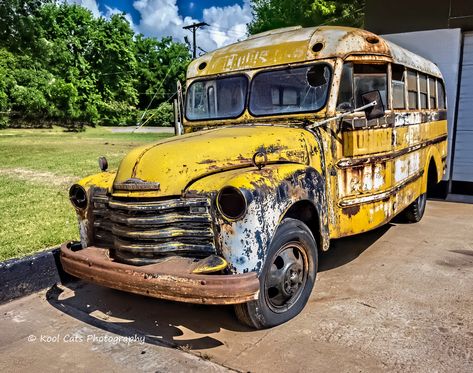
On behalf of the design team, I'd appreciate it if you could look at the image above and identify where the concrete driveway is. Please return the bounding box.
[1,200,472,372]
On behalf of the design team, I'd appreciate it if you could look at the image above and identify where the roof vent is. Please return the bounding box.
[366,35,379,44]
[312,42,324,53]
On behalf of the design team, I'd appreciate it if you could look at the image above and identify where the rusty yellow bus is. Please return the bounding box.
[61,26,448,328]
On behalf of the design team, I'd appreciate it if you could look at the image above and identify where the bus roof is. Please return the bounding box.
[187,26,442,79]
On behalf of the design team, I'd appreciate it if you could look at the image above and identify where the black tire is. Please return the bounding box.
[402,192,427,223]
[234,218,318,329]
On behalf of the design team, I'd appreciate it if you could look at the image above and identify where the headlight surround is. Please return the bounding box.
[217,186,247,221]
[69,184,88,210]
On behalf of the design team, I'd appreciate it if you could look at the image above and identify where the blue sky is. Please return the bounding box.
[97,0,245,23]
[72,0,251,52]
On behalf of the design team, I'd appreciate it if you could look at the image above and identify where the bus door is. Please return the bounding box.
[333,61,394,237]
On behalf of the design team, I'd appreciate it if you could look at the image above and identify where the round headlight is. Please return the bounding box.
[69,184,87,209]
[217,186,247,220]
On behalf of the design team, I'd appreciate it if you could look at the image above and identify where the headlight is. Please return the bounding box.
[217,186,247,220]
[69,184,88,209]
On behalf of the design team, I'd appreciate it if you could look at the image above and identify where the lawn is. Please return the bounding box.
[0,126,172,261]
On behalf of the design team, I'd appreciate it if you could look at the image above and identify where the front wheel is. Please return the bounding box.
[234,218,318,329]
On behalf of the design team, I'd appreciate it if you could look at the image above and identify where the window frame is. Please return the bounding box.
[185,73,250,121]
[406,69,419,110]
[391,63,407,110]
[248,62,333,118]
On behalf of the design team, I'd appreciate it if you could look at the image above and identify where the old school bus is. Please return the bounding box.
[61,26,448,328]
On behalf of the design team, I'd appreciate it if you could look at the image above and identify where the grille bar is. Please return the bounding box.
[114,238,215,255]
[108,211,211,227]
[91,195,216,265]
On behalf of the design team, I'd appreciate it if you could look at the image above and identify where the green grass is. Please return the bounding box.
[0,126,172,261]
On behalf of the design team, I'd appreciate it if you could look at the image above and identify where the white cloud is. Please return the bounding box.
[200,0,252,50]
[133,0,252,52]
[67,0,253,53]
[66,0,101,18]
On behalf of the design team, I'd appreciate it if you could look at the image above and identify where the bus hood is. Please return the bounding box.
[113,125,311,196]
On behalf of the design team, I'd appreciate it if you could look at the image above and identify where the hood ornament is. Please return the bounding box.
[114,178,161,191]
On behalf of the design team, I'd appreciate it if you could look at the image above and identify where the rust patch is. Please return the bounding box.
[197,159,216,164]
[342,205,360,218]
[60,244,259,305]
[221,223,235,236]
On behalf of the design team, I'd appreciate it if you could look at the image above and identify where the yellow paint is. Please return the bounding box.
[73,26,448,255]
[343,128,392,156]
[78,171,116,192]
[113,125,313,197]
[192,256,228,274]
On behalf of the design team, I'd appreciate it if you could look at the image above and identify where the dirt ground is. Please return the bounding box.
[1,200,472,372]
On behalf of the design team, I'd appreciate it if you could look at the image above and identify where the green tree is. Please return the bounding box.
[0,0,50,52]
[0,1,191,127]
[135,35,190,109]
[248,0,365,35]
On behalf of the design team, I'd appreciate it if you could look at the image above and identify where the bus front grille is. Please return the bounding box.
[91,195,216,265]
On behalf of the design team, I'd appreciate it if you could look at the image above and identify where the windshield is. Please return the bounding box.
[249,64,331,116]
[186,75,248,120]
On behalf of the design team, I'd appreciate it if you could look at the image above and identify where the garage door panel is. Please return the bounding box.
[453,32,473,181]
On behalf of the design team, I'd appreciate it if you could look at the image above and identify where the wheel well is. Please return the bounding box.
[427,157,446,198]
[427,157,439,191]
[283,200,321,251]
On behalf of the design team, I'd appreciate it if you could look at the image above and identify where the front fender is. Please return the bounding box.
[188,164,328,274]
[73,172,116,247]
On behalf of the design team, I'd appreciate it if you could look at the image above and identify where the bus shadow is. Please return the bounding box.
[319,224,392,272]
[46,223,393,350]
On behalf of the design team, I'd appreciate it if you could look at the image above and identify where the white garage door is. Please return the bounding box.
[453,32,473,182]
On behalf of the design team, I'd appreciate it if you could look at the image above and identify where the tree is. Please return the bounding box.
[248,0,365,35]
[0,1,191,127]
[0,0,50,52]
[135,35,190,109]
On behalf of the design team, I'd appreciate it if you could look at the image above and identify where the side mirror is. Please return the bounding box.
[361,90,385,120]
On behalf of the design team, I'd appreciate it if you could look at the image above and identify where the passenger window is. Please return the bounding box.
[353,64,387,109]
[419,73,428,109]
[428,77,437,109]
[407,70,418,109]
[337,63,354,111]
[438,80,446,109]
[392,64,406,109]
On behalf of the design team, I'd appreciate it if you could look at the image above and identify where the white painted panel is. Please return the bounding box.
[383,29,462,180]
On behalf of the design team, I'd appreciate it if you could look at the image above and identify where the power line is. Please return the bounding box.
[183,22,209,59]
[137,65,173,127]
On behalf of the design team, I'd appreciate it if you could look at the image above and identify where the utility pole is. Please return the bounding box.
[183,22,209,59]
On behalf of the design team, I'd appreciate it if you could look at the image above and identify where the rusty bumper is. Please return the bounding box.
[60,243,260,305]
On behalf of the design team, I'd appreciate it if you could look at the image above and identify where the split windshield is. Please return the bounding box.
[185,75,248,120]
[185,63,331,121]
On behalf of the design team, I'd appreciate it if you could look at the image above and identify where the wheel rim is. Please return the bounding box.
[264,241,309,313]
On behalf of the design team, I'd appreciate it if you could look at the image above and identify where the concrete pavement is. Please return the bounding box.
[1,200,472,372]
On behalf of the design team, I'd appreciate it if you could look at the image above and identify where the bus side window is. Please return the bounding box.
[407,70,418,109]
[428,76,437,109]
[353,64,387,110]
[419,73,428,109]
[438,80,446,109]
[337,63,354,111]
[392,64,406,109]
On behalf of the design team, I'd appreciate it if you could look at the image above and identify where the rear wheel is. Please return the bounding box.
[402,191,427,223]
[234,218,317,329]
